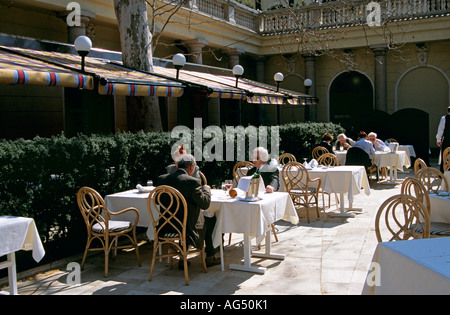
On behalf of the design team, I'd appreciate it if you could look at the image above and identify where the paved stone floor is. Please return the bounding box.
[1,167,425,295]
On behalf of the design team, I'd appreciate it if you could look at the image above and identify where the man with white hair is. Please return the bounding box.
[334,133,355,150]
[246,147,280,193]
[368,132,390,152]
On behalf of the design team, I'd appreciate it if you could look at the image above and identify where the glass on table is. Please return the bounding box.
[147,180,153,187]
[224,179,233,190]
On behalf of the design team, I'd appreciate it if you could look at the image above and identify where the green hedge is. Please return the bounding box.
[0,122,344,270]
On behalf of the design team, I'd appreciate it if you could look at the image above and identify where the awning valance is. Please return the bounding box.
[0,46,184,97]
[154,66,246,100]
[0,47,93,89]
[159,65,317,105]
[246,95,285,105]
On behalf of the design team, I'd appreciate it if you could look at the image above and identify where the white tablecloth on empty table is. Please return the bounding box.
[363,238,450,295]
[398,145,416,160]
[0,216,45,262]
[429,193,450,223]
[0,216,45,295]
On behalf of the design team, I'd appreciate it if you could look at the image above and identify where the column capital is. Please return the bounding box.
[370,44,389,55]
[183,38,208,49]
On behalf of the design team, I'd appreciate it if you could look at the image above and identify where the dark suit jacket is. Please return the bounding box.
[314,141,334,154]
[246,163,280,191]
[154,169,211,249]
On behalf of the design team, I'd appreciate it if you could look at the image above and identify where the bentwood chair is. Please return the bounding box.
[317,153,340,206]
[375,194,430,243]
[312,146,329,160]
[443,147,450,172]
[317,153,339,166]
[385,138,398,143]
[414,158,427,176]
[77,186,141,277]
[416,167,449,194]
[278,153,297,165]
[147,185,207,286]
[282,162,322,223]
[401,177,450,238]
[199,171,207,186]
[232,161,254,185]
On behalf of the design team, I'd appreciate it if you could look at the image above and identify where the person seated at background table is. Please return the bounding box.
[314,132,334,154]
[334,133,355,151]
[155,153,220,267]
[368,132,391,152]
[166,145,200,179]
[353,131,376,158]
[246,147,280,193]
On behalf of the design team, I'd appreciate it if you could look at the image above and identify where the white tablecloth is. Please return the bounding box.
[335,151,347,165]
[0,216,45,262]
[429,193,450,223]
[307,166,370,206]
[374,151,410,170]
[363,238,450,295]
[398,145,416,160]
[105,189,155,228]
[208,190,298,248]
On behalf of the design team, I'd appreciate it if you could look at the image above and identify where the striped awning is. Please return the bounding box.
[0,47,93,89]
[158,65,317,105]
[0,46,184,97]
[154,66,246,100]
[246,95,285,105]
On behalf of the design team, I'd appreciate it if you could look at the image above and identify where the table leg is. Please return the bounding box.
[229,234,266,274]
[252,230,285,261]
[0,253,18,295]
[328,193,355,218]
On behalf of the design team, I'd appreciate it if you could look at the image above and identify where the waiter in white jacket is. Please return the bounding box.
[436,106,450,172]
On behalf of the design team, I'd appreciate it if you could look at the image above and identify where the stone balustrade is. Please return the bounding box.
[176,0,450,34]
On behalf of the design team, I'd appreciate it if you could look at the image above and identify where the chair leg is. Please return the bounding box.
[148,247,158,281]
[80,244,89,271]
[228,233,232,245]
[271,224,279,242]
[182,254,189,286]
[132,231,141,267]
[104,248,109,278]
[201,247,208,273]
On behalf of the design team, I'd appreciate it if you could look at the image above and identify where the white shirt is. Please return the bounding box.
[354,138,376,158]
[436,115,446,142]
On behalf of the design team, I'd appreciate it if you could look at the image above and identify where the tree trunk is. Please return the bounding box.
[113,0,162,132]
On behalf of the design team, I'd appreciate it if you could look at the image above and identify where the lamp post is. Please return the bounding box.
[274,72,284,125]
[304,78,312,95]
[274,72,284,92]
[74,35,92,73]
[172,53,186,80]
[304,78,313,122]
[232,65,244,88]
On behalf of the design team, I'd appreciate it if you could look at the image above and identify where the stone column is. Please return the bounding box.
[303,54,317,122]
[371,45,388,112]
[255,56,266,83]
[59,10,96,44]
[184,39,208,64]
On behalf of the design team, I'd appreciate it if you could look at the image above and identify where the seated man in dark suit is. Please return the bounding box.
[246,147,280,193]
[155,154,220,267]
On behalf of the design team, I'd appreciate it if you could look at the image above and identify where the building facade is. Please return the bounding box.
[0,0,449,149]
